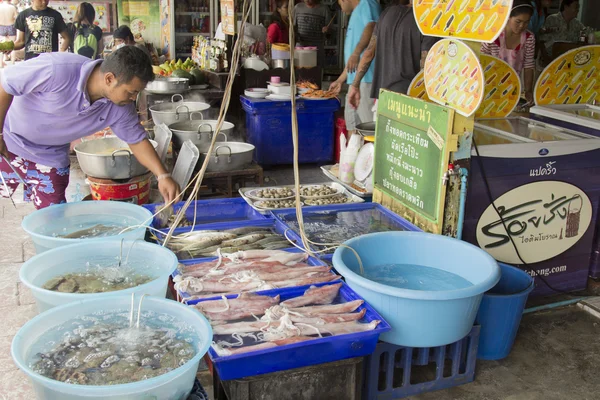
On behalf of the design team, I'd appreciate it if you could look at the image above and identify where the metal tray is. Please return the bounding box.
[239,183,364,214]
[299,182,344,199]
[320,165,372,198]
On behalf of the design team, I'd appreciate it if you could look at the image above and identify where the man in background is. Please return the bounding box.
[329,0,380,133]
[13,0,69,60]
[348,0,437,110]
[294,0,330,68]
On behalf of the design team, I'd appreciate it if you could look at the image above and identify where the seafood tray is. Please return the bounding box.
[174,251,334,302]
[239,183,364,214]
[156,219,305,262]
[143,197,270,231]
[272,202,421,259]
[320,165,372,198]
[198,282,391,380]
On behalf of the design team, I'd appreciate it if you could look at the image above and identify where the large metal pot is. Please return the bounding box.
[145,78,190,94]
[169,116,234,152]
[149,94,210,126]
[74,137,158,179]
[355,121,376,136]
[200,142,255,172]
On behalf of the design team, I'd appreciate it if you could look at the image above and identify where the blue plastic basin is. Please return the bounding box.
[11,296,213,400]
[22,201,153,254]
[476,263,534,360]
[20,240,178,313]
[332,232,501,347]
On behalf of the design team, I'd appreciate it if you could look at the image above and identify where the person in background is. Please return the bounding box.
[0,0,17,66]
[68,2,102,59]
[540,0,584,62]
[329,0,380,133]
[348,0,437,110]
[13,0,69,60]
[111,24,152,60]
[294,0,330,67]
[482,0,536,104]
[0,46,180,209]
[267,0,289,45]
[529,0,551,36]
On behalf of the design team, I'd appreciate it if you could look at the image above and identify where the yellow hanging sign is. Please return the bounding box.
[413,0,513,43]
[476,54,521,118]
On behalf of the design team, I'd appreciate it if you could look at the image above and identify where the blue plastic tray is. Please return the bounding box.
[271,203,422,260]
[156,219,306,262]
[143,198,270,231]
[175,251,336,302]
[201,282,391,380]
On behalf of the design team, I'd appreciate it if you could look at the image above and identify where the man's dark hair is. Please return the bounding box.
[101,46,154,84]
[560,0,578,12]
[113,25,135,42]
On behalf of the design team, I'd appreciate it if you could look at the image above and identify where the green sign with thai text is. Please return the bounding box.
[374,91,454,225]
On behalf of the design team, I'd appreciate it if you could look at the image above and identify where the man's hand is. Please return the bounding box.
[525,90,534,105]
[348,85,361,110]
[329,80,342,96]
[0,137,9,160]
[158,176,181,204]
[322,26,329,34]
[346,54,360,73]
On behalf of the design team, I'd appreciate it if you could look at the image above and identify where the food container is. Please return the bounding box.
[145,77,190,94]
[272,59,290,69]
[74,137,158,180]
[87,172,152,205]
[271,43,290,60]
[11,296,212,400]
[294,46,318,68]
[199,142,255,172]
[168,115,232,152]
[149,94,210,126]
[19,240,177,312]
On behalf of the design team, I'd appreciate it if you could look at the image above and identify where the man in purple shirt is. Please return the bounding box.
[0,46,180,209]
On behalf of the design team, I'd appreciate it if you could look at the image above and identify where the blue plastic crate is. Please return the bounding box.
[143,198,270,231]
[200,282,391,380]
[270,203,422,260]
[364,326,480,399]
[156,219,306,262]
[241,96,340,165]
[175,249,335,302]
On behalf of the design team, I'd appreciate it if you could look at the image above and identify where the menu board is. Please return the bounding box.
[424,39,484,117]
[413,0,513,43]
[535,45,600,106]
[476,54,521,118]
[407,70,431,102]
[51,1,111,32]
[220,0,236,35]
[374,91,454,228]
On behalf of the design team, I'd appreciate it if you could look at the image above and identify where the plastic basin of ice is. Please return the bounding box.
[22,201,153,254]
[332,232,501,347]
[11,296,213,400]
[20,240,178,313]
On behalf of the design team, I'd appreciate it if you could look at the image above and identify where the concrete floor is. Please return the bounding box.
[2,167,600,399]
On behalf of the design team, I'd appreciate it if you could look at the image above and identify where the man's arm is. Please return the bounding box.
[59,30,70,52]
[346,22,376,73]
[0,84,14,159]
[13,29,25,51]
[351,35,377,89]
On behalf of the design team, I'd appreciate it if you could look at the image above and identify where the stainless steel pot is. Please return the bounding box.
[74,137,158,179]
[145,78,190,94]
[355,121,376,136]
[168,115,234,152]
[272,59,290,69]
[149,94,210,126]
[200,142,255,172]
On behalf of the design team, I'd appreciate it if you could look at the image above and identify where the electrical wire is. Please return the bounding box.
[472,137,588,297]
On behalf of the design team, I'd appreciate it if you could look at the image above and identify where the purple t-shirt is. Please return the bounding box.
[1,52,146,168]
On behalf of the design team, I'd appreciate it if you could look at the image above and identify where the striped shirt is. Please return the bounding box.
[481,30,535,75]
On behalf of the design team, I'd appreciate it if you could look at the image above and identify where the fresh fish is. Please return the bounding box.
[271,274,341,289]
[289,309,366,324]
[201,297,281,321]
[213,337,313,356]
[155,204,174,229]
[290,300,364,315]
[168,233,238,252]
[60,224,120,239]
[213,320,274,335]
[196,292,280,313]
[225,226,271,235]
[281,283,342,308]
[207,267,331,283]
[254,236,285,246]
[294,320,380,336]
[221,233,266,248]
[262,241,291,250]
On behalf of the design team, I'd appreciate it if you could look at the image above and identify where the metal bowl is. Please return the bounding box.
[149,94,210,126]
[169,117,234,152]
[355,121,376,137]
[199,142,255,172]
[145,78,190,95]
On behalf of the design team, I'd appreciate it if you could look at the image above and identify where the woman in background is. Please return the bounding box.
[267,0,289,44]
[69,2,103,59]
[482,0,536,103]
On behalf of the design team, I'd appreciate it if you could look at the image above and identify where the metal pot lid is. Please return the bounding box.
[149,101,210,114]
[74,137,157,157]
[355,121,376,135]
[169,120,234,133]
[205,142,255,155]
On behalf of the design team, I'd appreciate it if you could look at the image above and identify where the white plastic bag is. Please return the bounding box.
[339,133,363,184]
